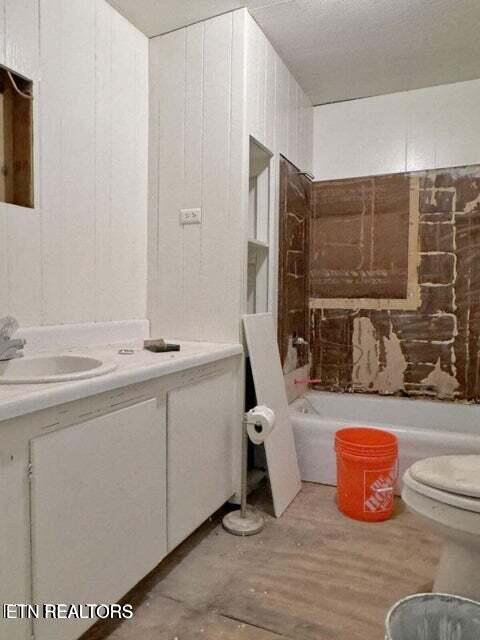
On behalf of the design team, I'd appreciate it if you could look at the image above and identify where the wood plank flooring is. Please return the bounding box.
[83,484,440,640]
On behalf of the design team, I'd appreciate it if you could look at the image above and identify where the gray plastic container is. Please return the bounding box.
[385,593,480,640]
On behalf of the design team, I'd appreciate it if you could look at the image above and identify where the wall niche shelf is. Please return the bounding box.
[247,138,272,314]
[248,238,269,249]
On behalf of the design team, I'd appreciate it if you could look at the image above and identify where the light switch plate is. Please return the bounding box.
[180,208,202,225]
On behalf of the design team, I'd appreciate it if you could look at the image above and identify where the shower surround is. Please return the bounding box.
[278,159,480,402]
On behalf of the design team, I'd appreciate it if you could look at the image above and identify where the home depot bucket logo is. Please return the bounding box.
[363,466,397,513]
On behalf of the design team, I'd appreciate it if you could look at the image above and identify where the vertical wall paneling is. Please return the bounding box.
[147,21,161,328]
[257,30,266,144]
[182,22,205,338]
[38,0,64,324]
[406,89,437,171]
[244,13,313,328]
[200,13,234,340]
[148,9,311,341]
[0,213,7,314]
[152,29,186,335]
[0,0,41,323]
[0,0,149,327]
[300,89,313,174]
[6,207,42,324]
[61,0,95,323]
[109,12,148,320]
[94,0,113,322]
[434,81,480,169]
[275,59,290,161]
[41,0,96,324]
[244,14,313,171]
[4,0,38,79]
[134,30,149,321]
[0,0,5,64]
[264,43,276,154]
[0,0,11,314]
[287,76,298,166]
[313,79,480,181]
[149,10,247,342]
[230,9,249,340]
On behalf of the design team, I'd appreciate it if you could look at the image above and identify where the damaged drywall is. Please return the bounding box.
[304,165,480,402]
[278,157,311,376]
[352,317,407,394]
[421,358,459,400]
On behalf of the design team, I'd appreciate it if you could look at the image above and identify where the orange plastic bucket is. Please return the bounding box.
[335,427,398,522]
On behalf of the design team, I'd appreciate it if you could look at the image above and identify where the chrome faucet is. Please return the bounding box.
[0,316,26,361]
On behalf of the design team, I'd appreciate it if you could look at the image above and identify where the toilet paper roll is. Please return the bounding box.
[246,405,275,445]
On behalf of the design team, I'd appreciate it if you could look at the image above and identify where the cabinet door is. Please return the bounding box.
[30,398,166,640]
[167,371,235,550]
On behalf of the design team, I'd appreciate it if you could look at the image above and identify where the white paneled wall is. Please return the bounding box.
[0,0,148,327]
[148,10,313,342]
[246,14,313,174]
[313,79,480,181]
[245,14,313,320]
[148,10,247,343]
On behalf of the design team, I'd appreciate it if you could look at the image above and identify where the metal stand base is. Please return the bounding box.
[222,509,265,536]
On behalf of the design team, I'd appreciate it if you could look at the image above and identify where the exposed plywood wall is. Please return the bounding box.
[311,175,411,300]
[148,10,247,343]
[277,156,310,373]
[0,69,34,210]
[0,0,148,326]
[309,165,480,402]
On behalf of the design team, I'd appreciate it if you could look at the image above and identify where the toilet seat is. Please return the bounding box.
[402,456,480,601]
[404,454,480,515]
[403,469,480,513]
[409,455,480,498]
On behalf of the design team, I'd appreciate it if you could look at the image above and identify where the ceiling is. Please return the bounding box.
[107,0,480,105]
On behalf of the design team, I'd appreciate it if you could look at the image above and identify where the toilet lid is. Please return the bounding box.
[410,455,480,498]
[403,469,480,513]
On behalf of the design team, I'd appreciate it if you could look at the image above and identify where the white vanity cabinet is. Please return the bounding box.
[167,369,236,550]
[30,398,167,640]
[0,352,242,640]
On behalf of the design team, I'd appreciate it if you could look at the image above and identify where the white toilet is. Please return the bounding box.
[402,455,480,602]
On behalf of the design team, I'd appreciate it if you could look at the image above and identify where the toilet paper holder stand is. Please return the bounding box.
[222,407,274,536]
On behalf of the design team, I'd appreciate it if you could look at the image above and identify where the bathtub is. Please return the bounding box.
[290,391,480,493]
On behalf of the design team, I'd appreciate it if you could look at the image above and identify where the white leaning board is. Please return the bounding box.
[243,313,301,516]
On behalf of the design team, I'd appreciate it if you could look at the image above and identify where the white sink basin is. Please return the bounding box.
[0,355,117,384]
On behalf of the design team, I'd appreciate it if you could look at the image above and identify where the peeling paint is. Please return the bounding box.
[421,358,459,400]
[353,317,407,394]
[290,164,480,401]
[353,317,379,389]
[375,331,407,394]
[464,192,480,212]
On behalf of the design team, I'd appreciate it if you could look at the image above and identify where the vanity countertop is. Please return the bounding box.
[0,340,243,423]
